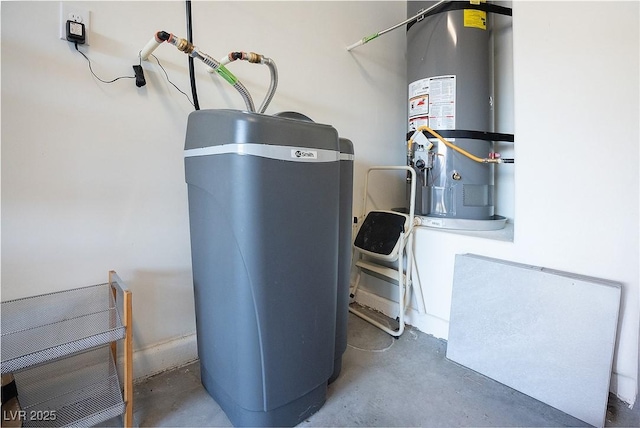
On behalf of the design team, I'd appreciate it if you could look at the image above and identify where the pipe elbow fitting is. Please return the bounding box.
[230,52,243,61]
[155,31,171,42]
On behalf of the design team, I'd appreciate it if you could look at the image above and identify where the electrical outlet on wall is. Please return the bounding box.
[59,2,90,45]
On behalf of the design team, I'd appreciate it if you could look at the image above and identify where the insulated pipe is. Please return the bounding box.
[139,31,171,60]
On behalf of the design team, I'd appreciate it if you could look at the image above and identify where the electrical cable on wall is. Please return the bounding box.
[66,17,145,88]
[149,54,195,107]
[74,42,137,84]
[72,37,191,103]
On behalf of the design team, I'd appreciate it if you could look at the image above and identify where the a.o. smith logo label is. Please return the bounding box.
[291,149,318,159]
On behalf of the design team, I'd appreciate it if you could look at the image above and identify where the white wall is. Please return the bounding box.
[1,1,407,378]
[388,1,638,406]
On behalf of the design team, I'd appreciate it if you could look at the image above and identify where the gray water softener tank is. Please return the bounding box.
[184,109,343,427]
[330,138,354,384]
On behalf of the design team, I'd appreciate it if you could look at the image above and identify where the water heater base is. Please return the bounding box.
[418,215,507,231]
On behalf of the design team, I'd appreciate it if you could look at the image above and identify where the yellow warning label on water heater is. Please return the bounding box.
[464,10,487,30]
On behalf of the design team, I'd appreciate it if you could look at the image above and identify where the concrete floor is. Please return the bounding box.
[129,313,639,427]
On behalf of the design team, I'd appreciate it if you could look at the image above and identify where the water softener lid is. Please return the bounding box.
[184,110,339,152]
[339,138,354,161]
